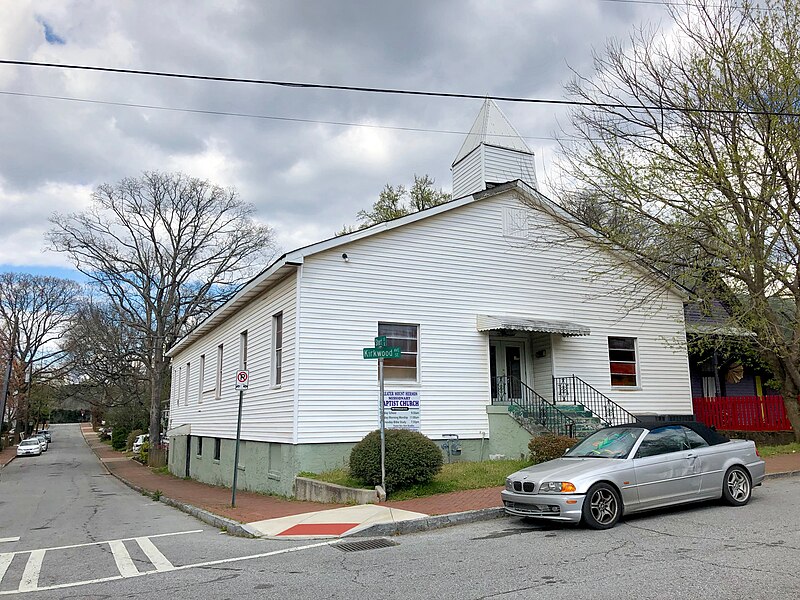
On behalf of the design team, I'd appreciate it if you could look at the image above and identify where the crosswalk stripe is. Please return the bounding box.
[108,540,138,578]
[0,553,12,585]
[135,537,174,572]
[0,538,20,544]
[18,550,44,592]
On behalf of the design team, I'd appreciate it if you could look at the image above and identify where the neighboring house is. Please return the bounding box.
[165,100,693,495]
[684,300,777,398]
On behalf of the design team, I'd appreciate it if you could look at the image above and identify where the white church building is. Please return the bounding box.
[165,100,693,496]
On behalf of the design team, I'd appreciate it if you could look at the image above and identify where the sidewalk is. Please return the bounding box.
[0,443,15,469]
[79,423,800,539]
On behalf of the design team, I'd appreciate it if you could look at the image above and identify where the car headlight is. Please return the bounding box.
[540,481,577,493]
[505,478,513,491]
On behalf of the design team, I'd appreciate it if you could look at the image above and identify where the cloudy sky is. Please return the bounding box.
[0,0,668,280]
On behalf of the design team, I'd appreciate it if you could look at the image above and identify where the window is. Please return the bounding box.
[176,366,182,406]
[272,313,283,386]
[198,355,205,403]
[215,344,223,400]
[196,436,203,457]
[635,426,688,458]
[213,438,221,461]
[608,337,638,387]
[684,427,709,449]
[379,323,419,381]
[240,330,248,371]
[184,362,191,404]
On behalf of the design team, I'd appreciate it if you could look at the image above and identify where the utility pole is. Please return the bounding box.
[0,325,17,447]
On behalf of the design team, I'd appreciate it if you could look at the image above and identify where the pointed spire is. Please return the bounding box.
[451,99,537,198]
[452,99,531,167]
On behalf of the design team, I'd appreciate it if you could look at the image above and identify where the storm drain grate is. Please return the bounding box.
[332,538,399,553]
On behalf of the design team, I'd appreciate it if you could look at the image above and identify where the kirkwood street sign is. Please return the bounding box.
[362,346,402,359]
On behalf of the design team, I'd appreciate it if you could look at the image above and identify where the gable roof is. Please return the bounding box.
[167,180,686,357]
[452,99,532,167]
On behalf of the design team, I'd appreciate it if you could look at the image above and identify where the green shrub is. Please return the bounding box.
[139,440,150,464]
[528,434,577,464]
[126,429,144,452]
[349,429,443,493]
[111,427,130,451]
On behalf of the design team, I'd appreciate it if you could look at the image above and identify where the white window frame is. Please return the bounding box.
[608,336,639,388]
[198,354,205,403]
[378,322,420,383]
[215,344,223,400]
[240,330,248,371]
[184,362,191,404]
[272,313,283,387]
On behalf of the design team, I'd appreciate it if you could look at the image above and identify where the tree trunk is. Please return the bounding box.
[780,381,800,443]
[148,346,164,462]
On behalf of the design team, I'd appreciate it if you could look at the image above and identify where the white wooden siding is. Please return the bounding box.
[168,273,297,442]
[483,145,537,189]
[452,147,484,199]
[295,190,691,443]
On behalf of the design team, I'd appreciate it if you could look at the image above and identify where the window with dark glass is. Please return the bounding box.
[608,337,638,387]
[635,426,688,458]
[214,437,221,460]
[196,437,203,457]
[272,313,283,386]
[378,323,419,381]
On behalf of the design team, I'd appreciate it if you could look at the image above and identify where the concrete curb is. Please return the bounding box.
[79,427,254,538]
[346,507,506,537]
[764,469,800,480]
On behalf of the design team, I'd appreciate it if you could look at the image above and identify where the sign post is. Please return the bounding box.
[231,370,249,507]
[363,337,402,494]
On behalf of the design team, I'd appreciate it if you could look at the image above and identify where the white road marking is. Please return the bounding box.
[18,549,45,592]
[0,529,202,556]
[0,537,20,544]
[0,539,336,595]
[0,553,12,585]
[108,540,139,578]
[135,537,174,571]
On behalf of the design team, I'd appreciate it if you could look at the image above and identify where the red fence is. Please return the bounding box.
[692,395,793,431]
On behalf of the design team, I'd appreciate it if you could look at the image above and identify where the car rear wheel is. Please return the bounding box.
[582,483,622,529]
[722,466,751,506]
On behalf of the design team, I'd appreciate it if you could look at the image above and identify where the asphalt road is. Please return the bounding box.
[0,424,798,599]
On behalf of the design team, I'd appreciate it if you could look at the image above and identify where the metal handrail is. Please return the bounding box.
[493,375,576,437]
[553,375,638,427]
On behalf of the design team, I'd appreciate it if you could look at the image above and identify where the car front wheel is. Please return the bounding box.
[582,483,622,529]
[722,466,751,506]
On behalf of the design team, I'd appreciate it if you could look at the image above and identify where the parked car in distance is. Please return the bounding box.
[132,434,148,455]
[34,434,48,452]
[17,438,42,457]
[36,430,52,443]
[502,422,765,529]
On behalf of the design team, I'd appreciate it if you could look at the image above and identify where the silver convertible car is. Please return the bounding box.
[502,423,765,529]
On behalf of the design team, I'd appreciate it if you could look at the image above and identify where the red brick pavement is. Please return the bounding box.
[0,444,16,468]
[79,424,800,526]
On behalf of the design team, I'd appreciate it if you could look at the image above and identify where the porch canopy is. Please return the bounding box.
[476,314,590,337]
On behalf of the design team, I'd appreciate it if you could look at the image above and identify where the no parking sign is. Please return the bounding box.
[235,370,249,390]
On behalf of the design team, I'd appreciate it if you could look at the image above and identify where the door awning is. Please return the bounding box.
[476,315,591,337]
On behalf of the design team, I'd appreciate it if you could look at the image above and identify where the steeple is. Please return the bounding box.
[451,99,537,198]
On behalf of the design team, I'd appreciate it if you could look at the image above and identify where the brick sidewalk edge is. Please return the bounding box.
[78,424,800,540]
[79,427,255,538]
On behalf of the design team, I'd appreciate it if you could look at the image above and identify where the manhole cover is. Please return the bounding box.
[333,538,399,553]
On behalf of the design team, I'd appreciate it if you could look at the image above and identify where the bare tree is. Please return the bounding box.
[48,172,276,447]
[556,0,800,439]
[0,272,81,433]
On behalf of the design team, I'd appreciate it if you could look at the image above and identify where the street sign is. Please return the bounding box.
[374,336,387,348]
[234,370,249,390]
[363,347,402,359]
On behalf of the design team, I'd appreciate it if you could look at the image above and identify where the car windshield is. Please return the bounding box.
[21,439,39,446]
[565,427,645,459]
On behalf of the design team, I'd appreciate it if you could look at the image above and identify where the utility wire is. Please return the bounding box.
[0,89,569,141]
[0,59,796,118]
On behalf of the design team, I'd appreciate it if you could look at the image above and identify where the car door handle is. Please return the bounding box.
[685,453,695,459]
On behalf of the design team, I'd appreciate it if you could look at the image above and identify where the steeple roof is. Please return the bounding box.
[451,99,532,166]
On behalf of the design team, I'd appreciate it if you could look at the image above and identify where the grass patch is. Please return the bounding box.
[151,465,170,475]
[305,459,531,500]
[756,442,800,457]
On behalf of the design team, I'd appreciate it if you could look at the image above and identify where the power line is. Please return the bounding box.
[0,89,568,141]
[0,59,796,118]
